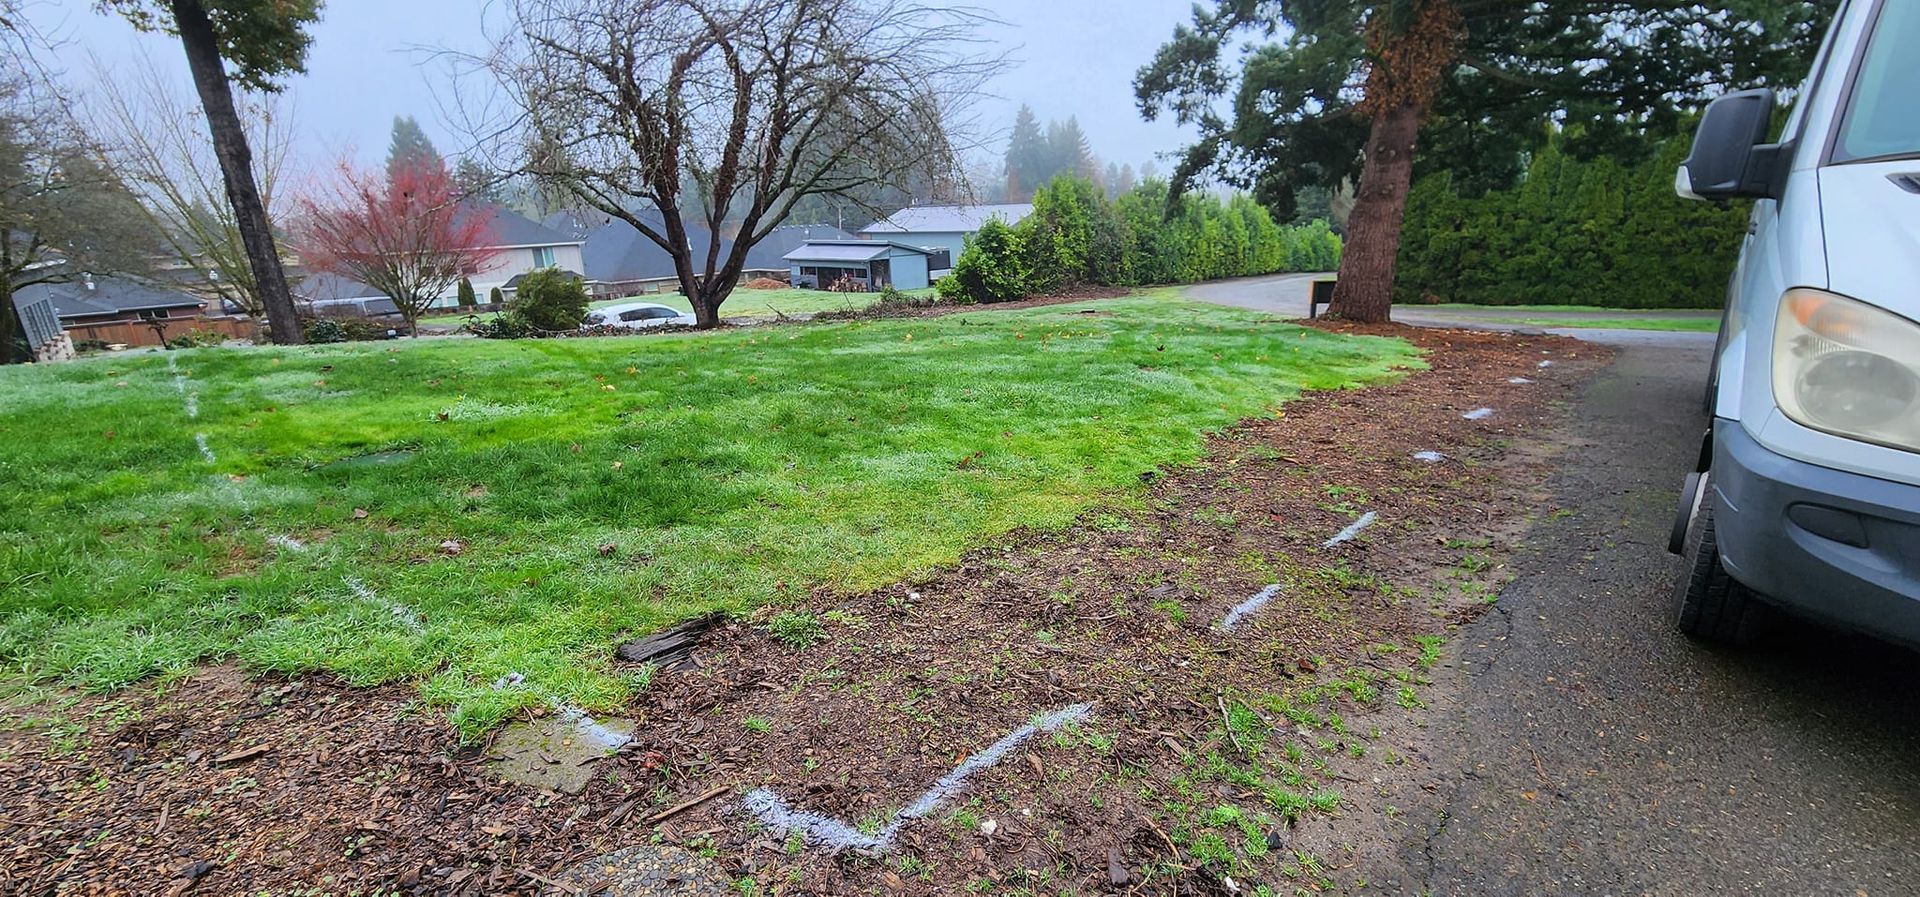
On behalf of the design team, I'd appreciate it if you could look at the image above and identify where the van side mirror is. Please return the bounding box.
[1676,88,1789,202]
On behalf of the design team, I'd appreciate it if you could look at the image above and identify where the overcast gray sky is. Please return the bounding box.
[25,0,1201,178]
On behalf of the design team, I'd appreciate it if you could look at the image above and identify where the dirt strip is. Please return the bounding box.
[0,324,1608,895]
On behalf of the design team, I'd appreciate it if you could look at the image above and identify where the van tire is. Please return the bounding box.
[1674,488,1764,644]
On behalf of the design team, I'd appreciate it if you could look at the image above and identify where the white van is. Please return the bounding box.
[1670,0,1920,646]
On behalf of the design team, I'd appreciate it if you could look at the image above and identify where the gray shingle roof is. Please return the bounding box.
[13,276,203,321]
[463,204,581,248]
[784,240,934,262]
[860,203,1032,235]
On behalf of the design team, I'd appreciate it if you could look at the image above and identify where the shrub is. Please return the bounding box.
[304,319,347,343]
[74,338,110,353]
[945,218,1030,303]
[505,268,590,331]
[166,330,229,349]
[488,286,505,307]
[457,277,477,308]
[468,312,534,339]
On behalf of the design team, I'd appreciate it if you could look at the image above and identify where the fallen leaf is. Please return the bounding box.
[439,539,465,556]
[352,508,369,520]
[597,543,617,557]
[611,461,624,470]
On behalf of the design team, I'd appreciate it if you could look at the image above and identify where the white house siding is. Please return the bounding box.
[428,244,587,308]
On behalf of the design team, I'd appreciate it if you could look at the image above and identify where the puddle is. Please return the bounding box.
[487,711,636,794]
[316,449,415,471]
[544,844,731,896]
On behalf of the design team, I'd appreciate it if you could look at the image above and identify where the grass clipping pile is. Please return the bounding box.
[0,325,1606,895]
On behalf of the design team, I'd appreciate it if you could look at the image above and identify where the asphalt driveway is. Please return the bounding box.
[1186,273,1719,348]
[1191,276,1920,895]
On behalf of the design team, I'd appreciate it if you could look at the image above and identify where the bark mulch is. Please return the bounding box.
[0,324,1608,896]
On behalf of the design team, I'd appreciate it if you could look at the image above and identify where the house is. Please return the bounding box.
[784,240,936,291]
[859,203,1032,274]
[567,212,814,298]
[9,273,243,351]
[743,224,856,269]
[18,273,206,326]
[462,207,584,305]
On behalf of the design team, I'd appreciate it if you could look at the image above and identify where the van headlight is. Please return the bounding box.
[1772,288,1920,452]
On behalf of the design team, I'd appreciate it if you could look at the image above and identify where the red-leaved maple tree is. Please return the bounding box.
[296,160,500,335]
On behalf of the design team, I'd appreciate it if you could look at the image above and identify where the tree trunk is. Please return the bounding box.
[691,290,723,329]
[169,0,303,345]
[0,279,18,366]
[1327,99,1425,324]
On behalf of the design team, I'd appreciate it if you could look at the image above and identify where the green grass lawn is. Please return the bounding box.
[1494,316,1720,333]
[420,287,927,325]
[0,292,1419,735]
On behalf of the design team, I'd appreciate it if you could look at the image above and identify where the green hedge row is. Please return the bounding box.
[939,175,1342,303]
[1395,133,1745,309]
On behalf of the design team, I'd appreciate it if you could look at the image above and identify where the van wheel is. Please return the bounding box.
[1674,485,1765,644]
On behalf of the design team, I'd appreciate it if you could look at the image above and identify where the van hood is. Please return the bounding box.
[1819,161,1920,320]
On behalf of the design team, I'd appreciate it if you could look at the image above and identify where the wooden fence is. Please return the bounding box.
[65,316,260,348]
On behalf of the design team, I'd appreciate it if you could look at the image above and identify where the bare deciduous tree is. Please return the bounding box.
[88,51,296,316]
[480,0,999,328]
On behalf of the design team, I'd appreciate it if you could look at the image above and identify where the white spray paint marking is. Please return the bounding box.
[1462,407,1495,420]
[267,534,306,552]
[744,703,1094,853]
[1537,360,1553,369]
[489,671,633,751]
[1220,584,1282,631]
[1507,377,1533,385]
[1322,510,1378,548]
[194,433,218,463]
[344,575,424,632]
[183,392,199,418]
[1412,450,1446,463]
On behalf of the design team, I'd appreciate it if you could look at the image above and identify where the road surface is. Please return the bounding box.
[1191,274,1920,895]
[1185,273,1719,348]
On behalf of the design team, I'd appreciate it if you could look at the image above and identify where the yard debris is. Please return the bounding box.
[616,614,721,671]
[352,508,369,519]
[1463,407,1496,420]
[439,539,465,556]
[211,744,270,765]
[1412,450,1447,463]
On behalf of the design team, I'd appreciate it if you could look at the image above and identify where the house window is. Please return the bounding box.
[533,246,556,268]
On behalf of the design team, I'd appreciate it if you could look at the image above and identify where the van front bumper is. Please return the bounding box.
[1712,419,1920,648]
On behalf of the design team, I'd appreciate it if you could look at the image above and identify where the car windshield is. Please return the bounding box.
[1833,0,1920,163]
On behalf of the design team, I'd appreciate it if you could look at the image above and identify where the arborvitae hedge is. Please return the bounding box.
[1395,133,1745,309]
[939,174,1342,303]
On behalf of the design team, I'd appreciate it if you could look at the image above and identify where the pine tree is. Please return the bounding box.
[457,277,477,307]
[386,115,444,182]
[1003,105,1047,201]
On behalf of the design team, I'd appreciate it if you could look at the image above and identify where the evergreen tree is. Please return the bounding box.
[452,157,504,204]
[1003,105,1047,201]
[386,115,444,182]
[1137,0,1832,321]
[457,276,477,307]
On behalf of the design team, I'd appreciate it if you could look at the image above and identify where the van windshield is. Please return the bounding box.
[1834,0,1920,163]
